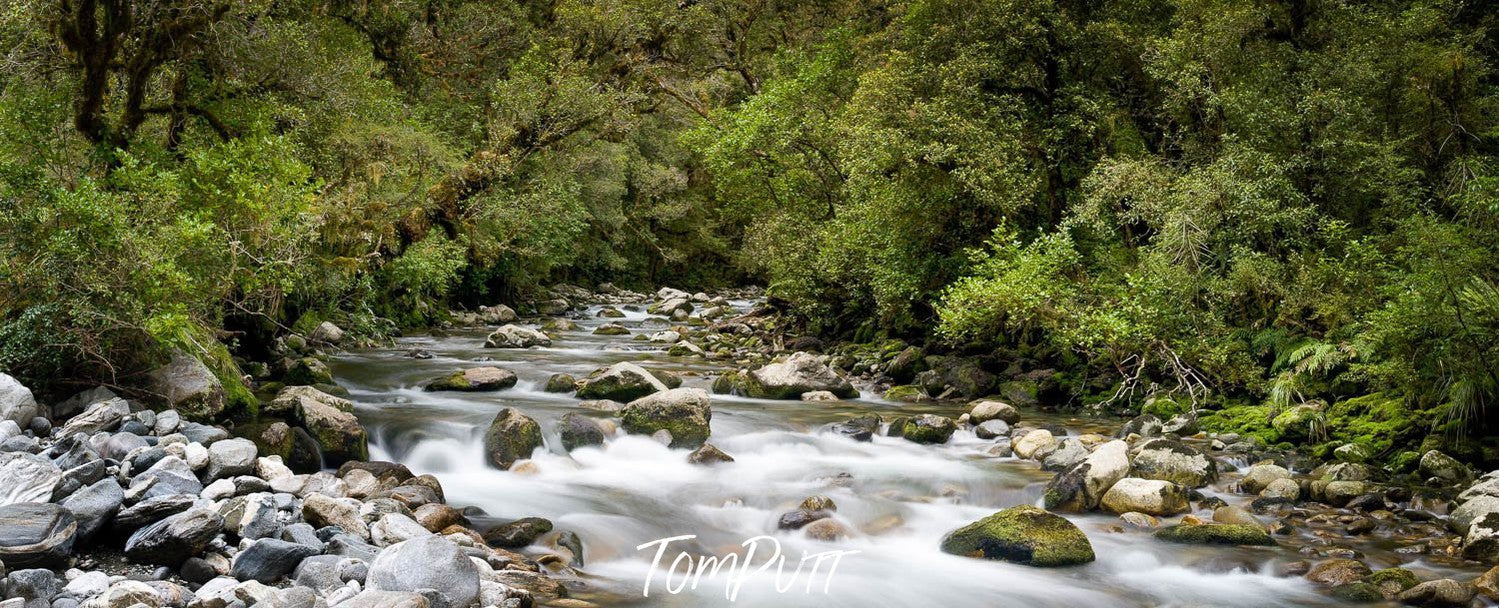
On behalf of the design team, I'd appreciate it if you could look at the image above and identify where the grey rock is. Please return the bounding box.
[367,536,479,608]
[129,455,202,500]
[0,452,62,507]
[230,538,320,583]
[59,477,123,541]
[147,352,226,421]
[1131,438,1218,488]
[558,413,606,451]
[5,569,57,601]
[620,388,712,449]
[744,352,857,399]
[58,398,130,437]
[0,373,39,427]
[52,386,116,421]
[124,507,224,566]
[114,494,195,531]
[0,502,77,567]
[483,324,551,349]
[205,438,257,481]
[574,362,668,402]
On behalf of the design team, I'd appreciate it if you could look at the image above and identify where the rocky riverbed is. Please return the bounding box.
[2,285,1499,607]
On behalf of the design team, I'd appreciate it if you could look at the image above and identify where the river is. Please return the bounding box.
[327,301,1470,607]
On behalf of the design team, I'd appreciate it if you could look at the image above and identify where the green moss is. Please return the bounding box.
[884,385,925,402]
[939,505,1095,567]
[1362,568,1419,593]
[1142,396,1185,420]
[1330,582,1383,602]
[1153,523,1274,546]
[201,341,257,419]
[1199,404,1281,445]
[1324,393,1430,457]
[997,379,1039,407]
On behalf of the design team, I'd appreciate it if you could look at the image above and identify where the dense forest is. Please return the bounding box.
[1,0,1496,460]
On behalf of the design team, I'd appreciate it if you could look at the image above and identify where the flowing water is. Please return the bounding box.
[329,303,1470,607]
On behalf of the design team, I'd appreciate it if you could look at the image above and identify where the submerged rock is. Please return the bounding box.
[939,505,1095,567]
[424,367,518,392]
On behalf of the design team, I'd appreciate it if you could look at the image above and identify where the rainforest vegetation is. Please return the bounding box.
[1,0,1496,459]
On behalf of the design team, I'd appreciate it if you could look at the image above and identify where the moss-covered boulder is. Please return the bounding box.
[147,351,228,421]
[1153,522,1274,546]
[885,346,925,383]
[291,390,368,465]
[284,357,335,387]
[939,505,1095,567]
[1130,439,1218,488]
[745,352,857,399]
[483,408,542,469]
[711,370,748,395]
[235,419,322,473]
[620,388,712,449]
[997,379,1039,408]
[424,367,518,392]
[593,323,630,336]
[922,356,997,399]
[1364,568,1420,598]
[1271,403,1325,443]
[901,414,956,444]
[575,362,668,402]
[544,373,576,393]
[883,385,926,402]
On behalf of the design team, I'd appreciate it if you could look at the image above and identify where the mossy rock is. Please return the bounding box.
[1198,404,1281,445]
[620,388,712,449]
[711,371,747,395]
[235,419,322,473]
[424,367,518,392]
[997,379,1039,407]
[1363,568,1419,596]
[284,357,335,386]
[1271,403,1325,444]
[544,373,576,393]
[901,414,955,444]
[939,505,1095,567]
[1325,393,1430,456]
[1330,582,1384,602]
[883,385,926,402]
[483,408,543,469]
[1153,523,1274,546]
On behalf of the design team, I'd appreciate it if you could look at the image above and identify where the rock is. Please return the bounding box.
[0,373,39,426]
[1117,414,1162,439]
[484,324,552,348]
[205,438,258,481]
[1306,558,1373,586]
[147,351,226,420]
[1162,414,1199,435]
[483,517,552,548]
[0,503,76,567]
[920,356,997,398]
[1261,477,1300,500]
[1271,403,1323,443]
[293,392,369,466]
[974,419,1010,439]
[968,400,1021,425]
[744,352,857,399]
[231,538,320,583]
[368,536,480,608]
[482,408,542,469]
[1041,439,1089,472]
[113,494,194,531]
[1044,440,1129,511]
[901,414,956,444]
[1419,450,1472,485]
[479,304,518,324]
[1013,429,1058,460]
[1334,443,1373,463]
[593,323,630,336]
[311,321,346,345]
[778,509,828,530]
[1210,505,1261,527]
[1130,439,1218,488]
[1100,478,1190,516]
[939,505,1095,567]
[58,397,131,437]
[0,452,61,506]
[371,512,431,546]
[59,477,122,541]
[620,388,712,449]
[1239,463,1293,494]
[557,413,606,451]
[124,507,224,566]
[574,362,668,402]
[1154,522,1274,546]
[1475,566,1499,601]
[687,443,734,465]
[64,570,109,597]
[1463,512,1499,562]
[804,518,851,541]
[129,455,202,500]
[1330,582,1384,602]
[237,420,322,473]
[1396,579,1474,607]
[885,346,925,383]
[801,389,839,402]
[337,590,430,608]
[303,493,369,540]
[544,373,576,393]
[424,367,518,392]
[96,580,162,608]
[1451,495,1499,533]
[413,504,464,533]
[284,356,335,385]
[1367,568,1421,597]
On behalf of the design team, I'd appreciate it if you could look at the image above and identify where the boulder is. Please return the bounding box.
[284,356,335,385]
[1117,414,1162,439]
[128,455,202,500]
[0,452,61,506]
[620,388,712,449]
[236,420,322,474]
[1306,558,1372,586]
[303,493,369,541]
[921,356,997,398]
[59,477,123,541]
[293,392,369,465]
[367,536,480,608]
[1419,450,1473,485]
[311,321,346,345]
[424,367,518,392]
[124,507,224,566]
[1100,478,1189,516]
[558,413,606,451]
[484,324,552,348]
[744,352,857,399]
[939,505,1094,567]
[58,397,130,437]
[1270,403,1323,443]
[574,362,668,402]
[1463,512,1499,563]
[266,384,353,416]
[0,373,39,426]
[901,414,956,444]
[1153,522,1274,546]
[1449,495,1499,534]
[974,419,1010,439]
[483,517,552,548]
[479,304,518,324]
[1013,429,1058,460]
[147,351,226,420]
[1041,439,1089,472]
[1130,439,1218,488]
[205,437,258,481]
[544,373,576,393]
[0,502,77,567]
[1397,579,1474,607]
[1239,463,1293,494]
[968,400,1021,425]
[482,408,542,469]
[231,538,320,583]
[688,443,735,465]
[1044,440,1129,511]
